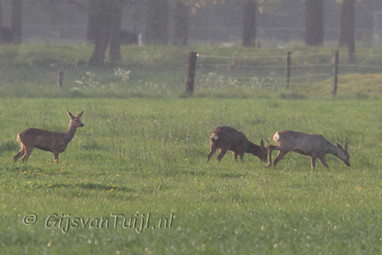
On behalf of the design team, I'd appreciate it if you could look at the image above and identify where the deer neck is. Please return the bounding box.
[64,124,77,143]
[247,142,260,155]
[327,143,343,158]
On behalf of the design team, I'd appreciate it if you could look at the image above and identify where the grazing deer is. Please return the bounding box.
[206,126,267,162]
[13,111,84,163]
[266,130,350,170]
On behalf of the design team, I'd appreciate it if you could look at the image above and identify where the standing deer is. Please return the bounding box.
[206,126,267,162]
[266,130,350,170]
[13,111,84,163]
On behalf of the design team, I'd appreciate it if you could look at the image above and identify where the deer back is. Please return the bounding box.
[210,126,249,151]
[274,130,332,156]
[18,128,65,152]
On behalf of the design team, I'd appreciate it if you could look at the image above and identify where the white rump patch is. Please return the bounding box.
[211,133,219,141]
[273,132,280,142]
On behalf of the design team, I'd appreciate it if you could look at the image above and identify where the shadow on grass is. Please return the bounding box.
[50,183,134,193]
[2,164,32,172]
[184,169,207,177]
[216,172,246,179]
[182,169,246,179]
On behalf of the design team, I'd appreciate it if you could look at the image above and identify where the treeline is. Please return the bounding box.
[0,0,380,67]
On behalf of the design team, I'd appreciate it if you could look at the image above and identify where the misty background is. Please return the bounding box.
[1,0,382,46]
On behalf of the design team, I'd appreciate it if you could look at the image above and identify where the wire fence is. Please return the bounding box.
[186,50,382,96]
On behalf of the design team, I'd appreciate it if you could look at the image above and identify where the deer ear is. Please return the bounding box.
[345,143,348,152]
[76,111,84,118]
[67,111,74,118]
[336,143,343,149]
[260,139,264,147]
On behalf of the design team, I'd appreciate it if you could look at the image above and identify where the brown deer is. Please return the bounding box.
[13,111,84,163]
[206,126,267,162]
[266,130,350,170]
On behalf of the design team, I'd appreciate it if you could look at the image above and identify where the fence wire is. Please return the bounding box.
[194,51,382,92]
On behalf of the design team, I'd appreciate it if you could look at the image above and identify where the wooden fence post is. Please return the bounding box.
[332,50,339,96]
[285,51,291,89]
[57,69,64,90]
[184,52,198,95]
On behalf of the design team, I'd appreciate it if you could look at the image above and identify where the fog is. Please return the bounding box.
[1,0,381,45]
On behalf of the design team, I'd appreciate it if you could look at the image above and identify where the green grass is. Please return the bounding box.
[1,44,382,254]
[1,98,381,254]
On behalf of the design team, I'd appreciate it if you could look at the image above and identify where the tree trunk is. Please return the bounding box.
[339,0,355,62]
[305,0,324,46]
[11,0,23,44]
[242,0,257,47]
[89,0,112,67]
[173,1,188,46]
[87,1,97,42]
[0,0,3,42]
[145,0,168,45]
[109,0,122,62]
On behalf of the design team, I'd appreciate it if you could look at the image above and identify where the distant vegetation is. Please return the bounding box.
[1,44,382,99]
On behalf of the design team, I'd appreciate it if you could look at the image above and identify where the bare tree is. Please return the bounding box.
[0,0,2,27]
[109,0,122,61]
[146,0,169,45]
[339,0,355,62]
[173,0,188,46]
[89,0,112,67]
[305,0,324,46]
[11,0,23,44]
[87,0,97,42]
[88,0,123,67]
[0,0,3,42]
[242,0,257,47]
[171,0,227,46]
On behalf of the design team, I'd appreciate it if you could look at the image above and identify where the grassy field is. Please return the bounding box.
[1,44,382,254]
[0,97,381,255]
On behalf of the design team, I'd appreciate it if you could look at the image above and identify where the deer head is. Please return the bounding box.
[67,111,84,128]
[259,139,268,162]
[336,142,350,166]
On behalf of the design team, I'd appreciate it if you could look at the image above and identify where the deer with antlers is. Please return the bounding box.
[266,130,350,170]
[13,111,84,163]
[206,126,267,163]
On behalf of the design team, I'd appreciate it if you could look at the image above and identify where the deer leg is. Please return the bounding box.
[266,145,278,168]
[273,151,287,168]
[236,146,245,162]
[318,157,330,170]
[217,148,227,161]
[13,146,25,162]
[53,152,59,163]
[233,148,244,162]
[206,144,217,162]
[22,146,34,162]
[239,153,244,162]
[310,156,317,170]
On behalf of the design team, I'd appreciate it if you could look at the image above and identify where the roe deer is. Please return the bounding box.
[266,130,350,170]
[206,126,267,162]
[13,111,84,163]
